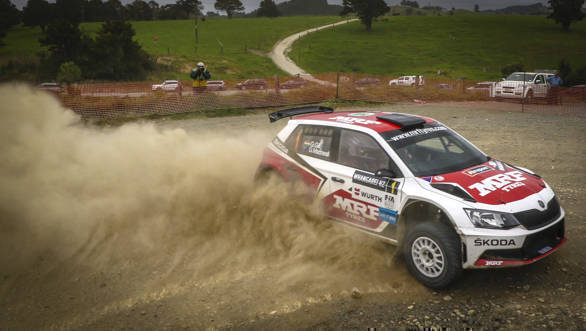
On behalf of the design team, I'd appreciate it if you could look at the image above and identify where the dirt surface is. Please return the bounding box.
[1,86,585,330]
[269,19,358,76]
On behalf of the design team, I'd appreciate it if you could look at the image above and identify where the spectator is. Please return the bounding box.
[547,71,563,104]
[190,62,211,92]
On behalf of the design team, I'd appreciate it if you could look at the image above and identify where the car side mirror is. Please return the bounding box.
[375,169,396,178]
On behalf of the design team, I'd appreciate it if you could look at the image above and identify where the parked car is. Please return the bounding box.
[494,72,554,102]
[258,107,565,289]
[355,77,380,87]
[38,82,64,94]
[206,80,226,90]
[280,79,307,89]
[437,83,454,89]
[152,80,181,91]
[466,81,496,97]
[389,75,424,87]
[236,79,266,90]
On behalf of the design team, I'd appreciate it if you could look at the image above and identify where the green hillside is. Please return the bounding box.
[0,16,341,81]
[289,15,586,80]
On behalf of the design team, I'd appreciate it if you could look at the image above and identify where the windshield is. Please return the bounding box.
[381,123,488,177]
[506,73,535,82]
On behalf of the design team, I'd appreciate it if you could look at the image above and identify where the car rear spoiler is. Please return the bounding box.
[269,106,334,123]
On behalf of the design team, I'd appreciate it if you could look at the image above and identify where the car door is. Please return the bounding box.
[321,128,404,239]
[534,75,548,97]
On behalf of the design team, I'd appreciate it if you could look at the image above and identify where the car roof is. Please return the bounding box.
[293,111,435,133]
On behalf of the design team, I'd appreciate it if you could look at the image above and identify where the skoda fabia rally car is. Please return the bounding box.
[257,106,566,289]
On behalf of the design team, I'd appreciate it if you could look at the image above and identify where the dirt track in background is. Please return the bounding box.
[0,86,585,330]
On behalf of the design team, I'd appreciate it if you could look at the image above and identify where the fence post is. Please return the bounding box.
[336,72,340,99]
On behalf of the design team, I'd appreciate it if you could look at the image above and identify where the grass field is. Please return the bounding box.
[289,15,586,80]
[0,16,342,81]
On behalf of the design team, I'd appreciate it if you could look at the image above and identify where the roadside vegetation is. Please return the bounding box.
[0,16,342,82]
[289,15,586,81]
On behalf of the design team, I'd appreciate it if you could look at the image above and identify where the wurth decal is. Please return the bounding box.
[351,187,382,203]
[468,170,527,197]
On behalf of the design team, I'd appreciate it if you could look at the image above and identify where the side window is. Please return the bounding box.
[296,125,335,161]
[535,75,544,84]
[284,125,302,151]
[338,129,392,173]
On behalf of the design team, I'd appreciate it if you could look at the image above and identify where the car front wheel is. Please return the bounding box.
[403,222,462,289]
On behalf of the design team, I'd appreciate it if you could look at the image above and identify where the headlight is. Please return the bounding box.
[464,209,519,229]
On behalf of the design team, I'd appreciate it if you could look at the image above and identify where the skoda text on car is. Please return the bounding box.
[257,107,566,288]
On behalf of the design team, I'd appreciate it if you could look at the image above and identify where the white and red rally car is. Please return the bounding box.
[257,106,566,288]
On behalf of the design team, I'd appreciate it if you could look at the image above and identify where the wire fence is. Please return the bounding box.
[46,73,586,119]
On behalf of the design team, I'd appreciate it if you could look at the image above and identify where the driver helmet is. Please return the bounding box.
[197,62,205,68]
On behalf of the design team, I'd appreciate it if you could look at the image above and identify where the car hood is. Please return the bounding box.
[421,160,546,205]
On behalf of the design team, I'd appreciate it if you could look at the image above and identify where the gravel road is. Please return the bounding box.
[1,89,584,330]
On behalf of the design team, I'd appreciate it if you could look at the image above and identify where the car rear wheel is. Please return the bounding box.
[403,222,462,289]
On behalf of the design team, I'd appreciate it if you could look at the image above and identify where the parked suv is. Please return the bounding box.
[389,76,424,87]
[152,80,181,91]
[257,107,566,288]
[494,72,553,102]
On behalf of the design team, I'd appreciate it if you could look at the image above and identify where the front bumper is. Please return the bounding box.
[463,218,566,268]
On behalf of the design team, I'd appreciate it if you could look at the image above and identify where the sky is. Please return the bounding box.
[11,0,551,12]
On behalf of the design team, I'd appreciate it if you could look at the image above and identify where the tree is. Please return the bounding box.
[340,0,390,31]
[86,20,152,80]
[57,61,82,84]
[558,59,571,84]
[400,0,419,8]
[40,20,86,67]
[126,0,153,21]
[0,0,21,45]
[54,0,84,24]
[257,0,280,17]
[548,0,584,31]
[474,4,479,12]
[176,0,202,17]
[22,0,53,31]
[214,0,244,18]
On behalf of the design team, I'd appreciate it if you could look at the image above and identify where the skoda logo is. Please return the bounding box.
[538,200,545,208]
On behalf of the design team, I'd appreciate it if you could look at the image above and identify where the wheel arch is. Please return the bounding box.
[397,198,460,246]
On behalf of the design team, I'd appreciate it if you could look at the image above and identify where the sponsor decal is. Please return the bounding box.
[349,112,375,116]
[383,194,395,209]
[378,207,398,225]
[388,126,447,142]
[467,170,527,197]
[351,187,383,203]
[538,200,545,208]
[488,160,506,171]
[328,116,380,125]
[474,238,517,246]
[463,165,493,177]
[484,260,504,266]
[352,171,398,194]
[421,176,432,183]
[332,194,379,222]
[302,138,330,157]
[272,137,288,154]
[537,246,552,255]
[433,176,444,181]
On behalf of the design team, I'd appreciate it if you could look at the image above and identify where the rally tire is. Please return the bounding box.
[403,222,462,289]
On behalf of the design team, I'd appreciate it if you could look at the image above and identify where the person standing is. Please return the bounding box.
[547,71,563,105]
[191,62,211,93]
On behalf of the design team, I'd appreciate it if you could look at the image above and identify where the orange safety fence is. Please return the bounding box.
[47,73,586,119]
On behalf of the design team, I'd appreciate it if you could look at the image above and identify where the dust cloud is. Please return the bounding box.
[0,84,402,307]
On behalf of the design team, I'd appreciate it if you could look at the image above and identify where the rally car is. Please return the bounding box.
[257,106,566,288]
